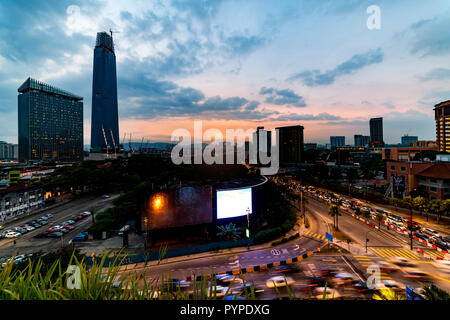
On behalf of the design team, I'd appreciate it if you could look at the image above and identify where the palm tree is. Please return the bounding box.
[328,204,340,231]
[217,223,241,242]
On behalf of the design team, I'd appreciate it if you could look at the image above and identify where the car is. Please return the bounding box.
[34,232,49,238]
[372,260,399,272]
[423,228,440,238]
[381,280,404,289]
[213,274,243,286]
[433,260,450,273]
[352,281,379,295]
[45,213,53,218]
[14,227,27,234]
[73,215,84,221]
[101,194,110,199]
[0,233,6,239]
[312,287,341,300]
[40,216,49,220]
[402,267,429,279]
[60,228,70,234]
[231,283,265,296]
[63,225,75,231]
[23,225,35,232]
[5,231,21,238]
[82,211,91,216]
[390,257,417,267]
[72,232,88,241]
[38,220,48,225]
[266,276,295,288]
[48,231,63,238]
[273,264,300,274]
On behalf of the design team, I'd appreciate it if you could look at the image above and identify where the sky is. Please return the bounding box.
[1,0,450,146]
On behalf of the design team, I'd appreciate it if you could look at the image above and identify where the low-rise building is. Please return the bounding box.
[0,184,45,222]
[382,146,438,161]
[387,161,450,199]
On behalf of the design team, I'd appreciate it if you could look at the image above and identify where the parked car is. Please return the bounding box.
[63,225,75,231]
[34,232,49,238]
[72,232,88,241]
[45,213,53,218]
[60,228,70,234]
[5,231,21,238]
[66,220,75,225]
[48,232,63,238]
[24,225,35,232]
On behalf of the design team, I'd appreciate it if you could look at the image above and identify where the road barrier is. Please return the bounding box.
[186,247,320,281]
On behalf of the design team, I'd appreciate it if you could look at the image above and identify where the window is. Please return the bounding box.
[430,186,437,192]
[390,166,395,170]
[400,166,406,171]
[430,178,437,183]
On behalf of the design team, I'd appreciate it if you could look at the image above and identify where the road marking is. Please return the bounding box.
[271,249,280,256]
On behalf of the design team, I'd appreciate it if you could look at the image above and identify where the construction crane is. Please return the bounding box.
[128,133,132,153]
[102,126,110,157]
[140,137,145,153]
[110,129,117,158]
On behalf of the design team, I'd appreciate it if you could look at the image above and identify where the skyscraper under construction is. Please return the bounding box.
[90,31,119,153]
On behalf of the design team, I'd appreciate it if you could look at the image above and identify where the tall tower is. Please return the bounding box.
[90,31,119,153]
[435,100,450,152]
[369,117,383,146]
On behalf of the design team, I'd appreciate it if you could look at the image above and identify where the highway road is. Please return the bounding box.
[0,193,120,257]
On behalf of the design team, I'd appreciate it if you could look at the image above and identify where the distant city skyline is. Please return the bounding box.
[1,0,449,145]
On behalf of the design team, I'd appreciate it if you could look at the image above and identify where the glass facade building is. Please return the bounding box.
[369,117,384,145]
[276,125,304,164]
[18,78,83,162]
[90,32,120,153]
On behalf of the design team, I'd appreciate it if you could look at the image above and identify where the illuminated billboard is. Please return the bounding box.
[217,188,252,219]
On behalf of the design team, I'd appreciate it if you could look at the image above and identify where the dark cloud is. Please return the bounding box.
[409,15,450,56]
[259,87,306,107]
[288,48,384,86]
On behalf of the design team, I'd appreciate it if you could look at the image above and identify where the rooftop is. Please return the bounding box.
[17,77,83,101]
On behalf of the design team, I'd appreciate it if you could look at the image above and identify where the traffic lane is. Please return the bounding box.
[118,234,325,284]
[0,195,118,255]
[139,255,369,300]
[308,197,401,248]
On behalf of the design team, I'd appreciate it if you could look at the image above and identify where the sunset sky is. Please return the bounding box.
[1,0,450,146]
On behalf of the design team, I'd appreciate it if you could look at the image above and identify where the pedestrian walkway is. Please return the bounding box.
[371,248,421,260]
[303,229,326,241]
[353,255,392,280]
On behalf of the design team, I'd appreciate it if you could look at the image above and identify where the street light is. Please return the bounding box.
[365,230,371,253]
[143,217,149,251]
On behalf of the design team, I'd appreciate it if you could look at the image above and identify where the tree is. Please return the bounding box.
[429,199,448,224]
[374,211,386,230]
[328,204,340,231]
[217,223,241,242]
[413,196,427,218]
[390,198,402,212]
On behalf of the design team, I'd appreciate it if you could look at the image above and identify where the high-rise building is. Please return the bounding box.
[0,142,18,160]
[369,117,383,146]
[90,31,120,153]
[435,100,450,152]
[18,78,83,162]
[253,126,271,164]
[401,135,418,146]
[330,136,345,148]
[276,125,304,164]
[354,134,370,147]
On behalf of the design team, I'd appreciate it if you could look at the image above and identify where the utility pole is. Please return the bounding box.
[365,230,371,253]
[143,217,148,251]
[246,207,250,250]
